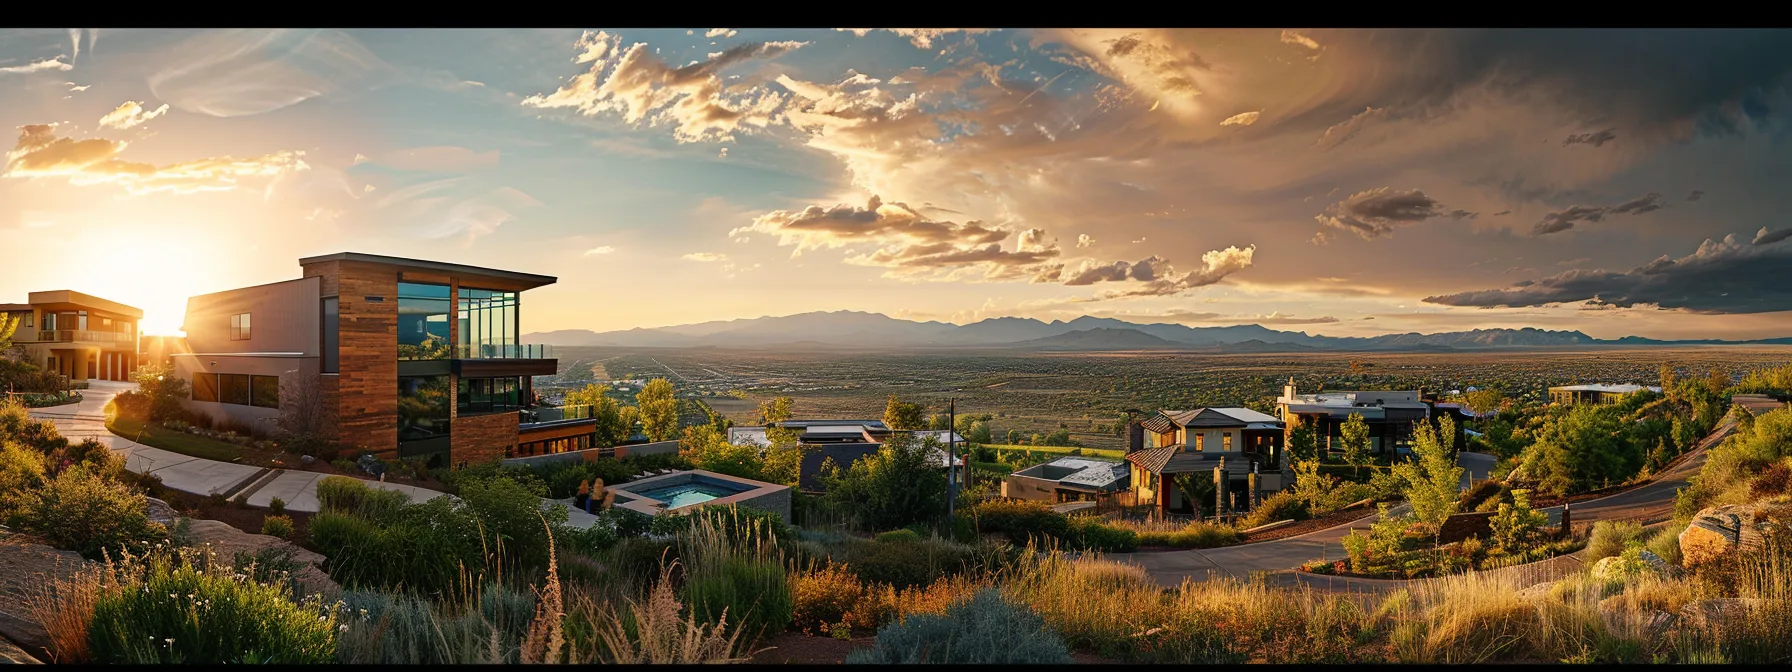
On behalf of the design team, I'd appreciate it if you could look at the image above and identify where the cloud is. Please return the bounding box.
[1315,106,1388,149]
[1558,257,1592,266]
[147,29,392,118]
[522,30,806,143]
[1424,232,1792,313]
[1279,30,1321,51]
[0,57,73,75]
[1531,192,1666,235]
[1220,110,1261,126]
[834,29,992,49]
[1755,227,1792,246]
[1493,210,1512,216]
[1314,187,1466,240]
[1686,190,1704,201]
[583,246,616,255]
[97,101,171,130]
[683,252,728,262]
[3,123,303,196]
[1079,245,1257,298]
[371,177,542,242]
[1076,233,1095,248]
[353,146,499,172]
[705,28,738,39]
[1562,128,1618,146]
[734,195,1010,253]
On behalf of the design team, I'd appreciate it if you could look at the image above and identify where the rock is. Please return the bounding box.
[145,496,180,526]
[178,519,340,599]
[300,455,315,465]
[0,635,39,664]
[1636,549,1682,578]
[1514,581,1556,602]
[1677,598,1763,631]
[1679,504,1773,568]
[1645,610,1679,638]
[0,534,89,659]
[1590,554,1656,583]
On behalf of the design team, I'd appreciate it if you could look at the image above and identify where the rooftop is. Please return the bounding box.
[1549,383,1662,394]
[16,290,143,318]
[1142,407,1284,434]
[1014,456,1129,490]
[298,252,557,291]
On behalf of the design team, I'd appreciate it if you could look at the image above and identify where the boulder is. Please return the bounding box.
[1590,554,1656,583]
[145,496,180,526]
[177,519,340,599]
[0,534,89,660]
[1679,504,1774,568]
[1636,549,1682,578]
[1514,581,1556,602]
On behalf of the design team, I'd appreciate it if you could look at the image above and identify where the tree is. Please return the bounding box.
[1489,488,1548,553]
[1462,388,1506,417]
[276,372,330,454]
[1517,404,1634,495]
[758,396,794,425]
[1394,416,1462,530]
[965,420,993,444]
[1287,420,1317,463]
[1704,368,1731,397]
[927,414,953,431]
[636,378,679,442]
[130,363,190,423]
[1659,364,1679,400]
[619,406,642,439]
[883,395,926,430]
[1005,429,1021,445]
[819,432,947,531]
[0,313,17,352]
[1340,413,1372,478]
[565,384,630,447]
[1289,459,1337,514]
[679,424,764,481]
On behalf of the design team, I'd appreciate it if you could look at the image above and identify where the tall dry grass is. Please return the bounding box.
[574,562,749,663]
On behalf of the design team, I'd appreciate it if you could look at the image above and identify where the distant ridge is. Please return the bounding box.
[524,310,1791,352]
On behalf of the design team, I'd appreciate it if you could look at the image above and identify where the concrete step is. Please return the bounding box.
[221,467,281,501]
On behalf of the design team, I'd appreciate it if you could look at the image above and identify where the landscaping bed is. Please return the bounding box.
[1239,506,1374,544]
[157,488,317,542]
[107,415,246,462]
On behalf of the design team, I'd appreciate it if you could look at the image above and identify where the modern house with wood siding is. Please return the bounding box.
[0,290,142,382]
[172,252,594,468]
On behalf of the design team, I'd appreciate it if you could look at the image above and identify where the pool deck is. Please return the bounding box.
[607,469,793,521]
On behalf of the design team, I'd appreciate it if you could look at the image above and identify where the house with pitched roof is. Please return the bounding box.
[1123,407,1286,515]
[1002,456,1130,503]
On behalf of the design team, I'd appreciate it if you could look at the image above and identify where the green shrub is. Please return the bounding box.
[1585,520,1645,563]
[875,529,922,544]
[261,514,295,539]
[268,497,286,515]
[648,504,792,544]
[1067,516,1138,552]
[1241,490,1310,529]
[86,552,337,663]
[969,500,1070,545]
[334,583,535,664]
[842,535,975,590]
[846,588,1072,664]
[789,563,864,635]
[679,538,793,644]
[1136,522,1242,549]
[1646,521,1688,566]
[4,465,166,559]
[308,496,485,596]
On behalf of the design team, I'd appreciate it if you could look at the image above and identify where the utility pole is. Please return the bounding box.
[946,397,958,523]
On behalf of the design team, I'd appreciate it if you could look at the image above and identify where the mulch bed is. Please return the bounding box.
[157,489,316,543]
[1241,507,1375,544]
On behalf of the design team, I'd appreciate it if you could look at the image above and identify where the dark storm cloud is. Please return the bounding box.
[1314,188,1471,240]
[1424,232,1792,313]
[1563,128,1618,147]
[1532,192,1667,235]
[1755,227,1792,246]
[1686,190,1705,201]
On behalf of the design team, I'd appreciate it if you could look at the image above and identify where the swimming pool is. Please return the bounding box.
[629,481,746,508]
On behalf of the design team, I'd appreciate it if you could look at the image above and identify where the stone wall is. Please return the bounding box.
[1438,510,1496,544]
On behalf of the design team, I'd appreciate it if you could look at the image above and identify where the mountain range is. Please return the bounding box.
[524,311,1792,352]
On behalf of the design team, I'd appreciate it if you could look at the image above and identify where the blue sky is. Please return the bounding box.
[2,28,1790,339]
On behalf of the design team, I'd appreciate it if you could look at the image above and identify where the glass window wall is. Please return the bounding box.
[457,376,523,415]
[457,288,518,358]
[398,375,452,441]
[397,283,452,360]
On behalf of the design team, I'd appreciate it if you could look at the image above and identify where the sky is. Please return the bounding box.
[2,28,1790,340]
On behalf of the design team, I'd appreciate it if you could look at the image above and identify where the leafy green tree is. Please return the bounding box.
[927,414,952,431]
[758,396,794,424]
[1340,413,1372,478]
[1518,404,1635,495]
[636,378,679,442]
[0,313,17,351]
[1489,488,1548,553]
[131,363,191,422]
[1393,416,1462,530]
[966,420,993,444]
[1289,459,1336,514]
[679,424,764,480]
[1462,388,1506,416]
[820,432,947,530]
[565,384,629,447]
[882,395,926,430]
[1286,420,1317,462]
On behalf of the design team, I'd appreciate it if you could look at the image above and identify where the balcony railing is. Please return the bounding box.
[453,343,555,360]
[35,330,134,344]
[521,404,593,426]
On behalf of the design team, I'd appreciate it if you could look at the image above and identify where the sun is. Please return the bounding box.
[75,230,219,336]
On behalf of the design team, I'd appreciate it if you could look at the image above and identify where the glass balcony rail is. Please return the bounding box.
[520,404,593,426]
[452,343,555,360]
[36,330,134,344]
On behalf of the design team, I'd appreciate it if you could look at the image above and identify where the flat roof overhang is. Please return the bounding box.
[453,358,558,377]
[25,290,144,319]
[299,252,557,292]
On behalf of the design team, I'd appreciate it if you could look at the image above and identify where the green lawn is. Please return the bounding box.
[976,443,1127,460]
[106,416,246,462]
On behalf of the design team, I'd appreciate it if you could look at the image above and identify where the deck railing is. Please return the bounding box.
[452,343,555,360]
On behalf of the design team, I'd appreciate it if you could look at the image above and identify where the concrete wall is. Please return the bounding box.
[616,440,681,458]
[182,278,320,357]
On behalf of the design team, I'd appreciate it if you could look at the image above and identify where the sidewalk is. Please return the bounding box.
[25,381,595,528]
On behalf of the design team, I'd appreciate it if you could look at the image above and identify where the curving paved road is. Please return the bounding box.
[1113,396,1786,588]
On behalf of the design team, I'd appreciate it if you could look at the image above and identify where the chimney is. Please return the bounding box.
[1283,376,1296,400]
[1127,420,1145,454]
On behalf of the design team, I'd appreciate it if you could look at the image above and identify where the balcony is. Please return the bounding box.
[520,404,594,428]
[34,330,134,345]
[450,342,557,377]
[453,343,555,360]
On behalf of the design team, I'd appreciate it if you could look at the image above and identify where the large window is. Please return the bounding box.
[458,288,518,358]
[397,283,451,360]
[457,376,523,415]
[230,313,251,341]
[251,375,280,409]
[192,373,219,402]
[398,375,452,441]
[321,297,339,373]
[221,374,251,406]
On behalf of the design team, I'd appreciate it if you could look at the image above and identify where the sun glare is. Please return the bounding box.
[80,231,212,336]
